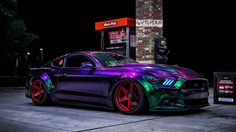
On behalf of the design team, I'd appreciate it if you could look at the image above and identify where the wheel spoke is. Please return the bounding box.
[127,99,132,110]
[129,82,134,93]
[120,86,128,96]
[33,92,40,97]
[119,96,128,103]
[116,81,141,112]
[33,84,40,91]
[121,105,129,112]
[31,79,45,104]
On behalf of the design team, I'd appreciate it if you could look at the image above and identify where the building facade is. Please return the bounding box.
[136,0,163,63]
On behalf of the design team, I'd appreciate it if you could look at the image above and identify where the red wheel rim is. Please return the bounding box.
[31,80,45,104]
[115,80,140,112]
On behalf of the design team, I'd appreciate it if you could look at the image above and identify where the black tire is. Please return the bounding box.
[30,77,51,106]
[114,80,147,114]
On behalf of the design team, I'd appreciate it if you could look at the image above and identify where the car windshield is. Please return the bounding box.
[93,52,138,67]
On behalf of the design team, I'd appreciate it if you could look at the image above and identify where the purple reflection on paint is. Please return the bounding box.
[41,73,49,80]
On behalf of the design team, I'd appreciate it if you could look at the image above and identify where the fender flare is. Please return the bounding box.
[30,72,54,94]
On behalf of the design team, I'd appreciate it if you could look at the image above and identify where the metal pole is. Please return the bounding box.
[125,27,130,57]
[25,52,30,62]
[40,48,43,64]
[121,28,125,56]
[101,31,104,51]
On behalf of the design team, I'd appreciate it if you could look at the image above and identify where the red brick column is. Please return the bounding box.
[136,0,163,63]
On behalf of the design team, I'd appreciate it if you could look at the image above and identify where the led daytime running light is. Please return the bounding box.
[162,79,174,86]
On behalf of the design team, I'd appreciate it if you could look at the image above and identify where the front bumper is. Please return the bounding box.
[146,86,209,111]
[150,97,209,111]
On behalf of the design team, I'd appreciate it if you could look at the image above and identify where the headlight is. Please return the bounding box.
[162,78,175,86]
[145,76,184,89]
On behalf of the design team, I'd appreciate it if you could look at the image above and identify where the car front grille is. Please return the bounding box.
[182,80,208,91]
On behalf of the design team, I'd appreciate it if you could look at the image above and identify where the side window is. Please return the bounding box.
[65,55,94,68]
[52,57,64,67]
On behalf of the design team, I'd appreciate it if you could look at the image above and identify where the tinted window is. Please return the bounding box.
[65,55,94,67]
[93,52,138,67]
[52,57,64,67]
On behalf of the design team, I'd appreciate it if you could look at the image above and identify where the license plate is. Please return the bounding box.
[218,97,234,102]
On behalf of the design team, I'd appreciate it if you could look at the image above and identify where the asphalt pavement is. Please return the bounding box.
[0,87,236,132]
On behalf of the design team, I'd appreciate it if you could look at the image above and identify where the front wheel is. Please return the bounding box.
[30,78,51,105]
[114,80,147,114]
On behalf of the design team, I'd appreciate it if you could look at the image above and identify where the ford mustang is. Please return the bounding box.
[25,51,209,114]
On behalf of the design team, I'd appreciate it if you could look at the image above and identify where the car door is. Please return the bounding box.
[54,54,109,105]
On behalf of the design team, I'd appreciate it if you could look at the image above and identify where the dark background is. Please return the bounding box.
[16,0,236,82]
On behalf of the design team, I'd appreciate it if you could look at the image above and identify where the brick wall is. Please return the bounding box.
[136,0,163,63]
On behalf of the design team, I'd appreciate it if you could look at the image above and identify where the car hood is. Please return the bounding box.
[111,63,203,79]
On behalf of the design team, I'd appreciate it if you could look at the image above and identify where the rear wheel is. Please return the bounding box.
[30,78,50,105]
[114,80,147,114]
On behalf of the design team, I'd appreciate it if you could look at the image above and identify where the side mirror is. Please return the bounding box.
[81,62,95,68]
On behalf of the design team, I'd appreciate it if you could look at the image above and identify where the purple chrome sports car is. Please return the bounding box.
[25,51,209,114]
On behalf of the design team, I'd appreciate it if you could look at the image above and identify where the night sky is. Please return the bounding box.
[17,0,135,59]
[17,0,236,81]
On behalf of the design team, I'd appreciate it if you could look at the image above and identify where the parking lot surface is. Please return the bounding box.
[0,88,235,132]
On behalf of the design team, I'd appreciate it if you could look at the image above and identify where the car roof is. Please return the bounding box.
[66,51,114,56]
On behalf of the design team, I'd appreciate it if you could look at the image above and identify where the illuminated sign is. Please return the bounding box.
[108,30,126,44]
[95,18,135,30]
[104,21,117,27]
[217,78,234,102]
[136,19,163,27]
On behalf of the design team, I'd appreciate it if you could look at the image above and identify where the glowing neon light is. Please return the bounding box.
[163,79,174,86]
[174,80,184,88]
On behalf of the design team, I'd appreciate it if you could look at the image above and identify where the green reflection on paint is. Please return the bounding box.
[142,81,153,93]
[45,79,53,93]
[174,80,184,88]
[140,79,159,108]
[41,73,53,93]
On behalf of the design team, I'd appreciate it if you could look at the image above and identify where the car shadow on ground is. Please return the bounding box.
[52,102,115,113]
[25,101,207,116]
[148,109,207,116]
